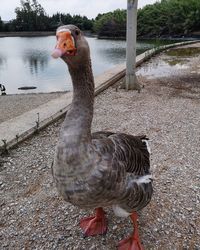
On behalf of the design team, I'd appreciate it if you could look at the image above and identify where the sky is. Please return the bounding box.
[1,0,157,21]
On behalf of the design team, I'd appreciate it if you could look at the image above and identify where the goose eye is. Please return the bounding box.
[75,29,80,36]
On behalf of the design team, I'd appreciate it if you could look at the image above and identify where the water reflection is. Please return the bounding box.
[23,49,49,75]
[97,47,126,65]
[0,36,172,94]
[90,38,155,71]
[137,53,190,79]
[87,38,126,75]
[0,55,6,69]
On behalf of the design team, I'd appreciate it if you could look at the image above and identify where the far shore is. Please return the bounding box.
[0,30,96,38]
[1,31,199,40]
[0,31,55,38]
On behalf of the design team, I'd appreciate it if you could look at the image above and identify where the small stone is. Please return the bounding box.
[89,244,97,250]
[66,226,72,231]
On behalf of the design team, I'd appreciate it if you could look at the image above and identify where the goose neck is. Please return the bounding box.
[62,60,94,143]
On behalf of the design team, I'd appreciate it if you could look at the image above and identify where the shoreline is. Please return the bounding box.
[1,31,198,40]
[0,92,67,123]
[2,90,68,96]
[0,31,55,37]
[97,35,200,41]
[0,30,96,38]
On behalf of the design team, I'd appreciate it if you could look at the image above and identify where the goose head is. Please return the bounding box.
[52,25,90,68]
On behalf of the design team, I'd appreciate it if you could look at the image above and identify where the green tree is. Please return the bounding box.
[14,0,49,31]
[0,16,3,31]
[94,0,200,38]
[48,13,94,31]
[94,9,126,38]
[137,0,200,37]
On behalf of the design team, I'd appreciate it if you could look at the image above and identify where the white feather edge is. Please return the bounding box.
[56,28,75,46]
[134,174,152,184]
[112,174,152,217]
[142,139,151,154]
[56,28,71,34]
[112,205,131,217]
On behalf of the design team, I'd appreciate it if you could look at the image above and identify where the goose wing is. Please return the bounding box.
[92,131,150,176]
[90,131,152,212]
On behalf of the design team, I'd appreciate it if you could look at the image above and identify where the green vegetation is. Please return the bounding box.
[0,17,3,30]
[95,0,200,38]
[0,0,93,32]
[47,13,93,31]
[137,0,200,37]
[94,9,126,38]
[13,0,49,31]
[164,58,188,66]
[0,0,200,37]
[166,47,200,57]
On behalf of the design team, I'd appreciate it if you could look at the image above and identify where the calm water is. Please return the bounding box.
[0,36,161,94]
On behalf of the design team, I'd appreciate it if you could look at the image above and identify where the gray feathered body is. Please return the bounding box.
[53,131,153,214]
[53,25,153,216]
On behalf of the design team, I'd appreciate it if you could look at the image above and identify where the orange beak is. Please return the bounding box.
[52,31,77,58]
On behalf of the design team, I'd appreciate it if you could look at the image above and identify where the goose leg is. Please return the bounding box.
[118,212,144,250]
[80,207,107,237]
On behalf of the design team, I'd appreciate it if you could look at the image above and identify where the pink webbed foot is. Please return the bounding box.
[118,212,144,250]
[80,207,107,237]
[118,236,144,250]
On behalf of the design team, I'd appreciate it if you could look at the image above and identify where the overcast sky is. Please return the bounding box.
[1,0,157,21]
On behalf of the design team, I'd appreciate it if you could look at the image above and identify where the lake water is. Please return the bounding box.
[0,36,163,94]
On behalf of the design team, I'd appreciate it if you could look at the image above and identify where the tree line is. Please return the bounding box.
[94,0,200,38]
[0,0,93,32]
[0,0,200,38]
[137,0,200,38]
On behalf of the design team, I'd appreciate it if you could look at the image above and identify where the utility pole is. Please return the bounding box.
[125,0,141,91]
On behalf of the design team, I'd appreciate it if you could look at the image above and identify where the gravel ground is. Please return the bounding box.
[0,45,200,249]
[0,92,66,123]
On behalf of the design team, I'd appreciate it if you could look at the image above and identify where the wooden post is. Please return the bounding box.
[126,0,141,91]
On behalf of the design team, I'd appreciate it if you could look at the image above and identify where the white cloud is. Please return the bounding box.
[0,0,158,21]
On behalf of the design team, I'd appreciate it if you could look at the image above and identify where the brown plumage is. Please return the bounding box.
[52,25,153,249]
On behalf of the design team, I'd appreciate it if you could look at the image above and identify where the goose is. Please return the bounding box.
[52,25,153,250]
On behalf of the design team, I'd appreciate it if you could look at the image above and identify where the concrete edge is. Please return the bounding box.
[1,39,199,153]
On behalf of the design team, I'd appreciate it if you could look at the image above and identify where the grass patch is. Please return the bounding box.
[164,58,188,66]
[166,47,200,57]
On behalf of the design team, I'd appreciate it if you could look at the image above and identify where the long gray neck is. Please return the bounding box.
[61,60,94,144]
